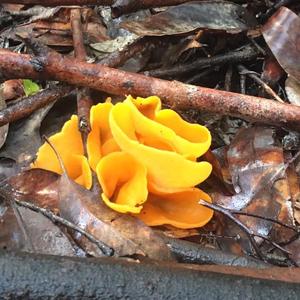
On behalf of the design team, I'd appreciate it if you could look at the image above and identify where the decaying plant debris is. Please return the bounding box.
[0,0,300,279]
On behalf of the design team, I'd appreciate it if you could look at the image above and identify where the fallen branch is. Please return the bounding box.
[1,47,300,131]
[0,0,113,5]
[0,84,73,126]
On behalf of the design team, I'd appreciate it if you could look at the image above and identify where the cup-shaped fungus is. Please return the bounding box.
[32,115,92,189]
[33,95,213,229]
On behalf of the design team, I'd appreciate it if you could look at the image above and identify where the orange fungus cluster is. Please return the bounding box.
[33,95,213,228]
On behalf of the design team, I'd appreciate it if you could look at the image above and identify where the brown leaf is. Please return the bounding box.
[213,126,294,252]
[262,7,300,82]
[0,201,75,256]
[9,164,173,260]
[121,1,257,37]
[9,168,60,212]
[1,79,24,102]
[58,173,173,260]
[0,103,53,163]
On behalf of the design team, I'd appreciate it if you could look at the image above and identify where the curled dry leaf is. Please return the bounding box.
[262,7,300,82]
[121,1,257,36]
[213,126,294,252]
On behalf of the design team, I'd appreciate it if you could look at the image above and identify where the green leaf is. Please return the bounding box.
[23,79,40,97]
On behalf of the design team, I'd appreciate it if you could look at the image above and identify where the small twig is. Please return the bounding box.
[240,73,246,94]
[145,45,258,78]
[238,64,284,103]
[199,200,294,263]
[15,199,114,257]
[70,8,92,155]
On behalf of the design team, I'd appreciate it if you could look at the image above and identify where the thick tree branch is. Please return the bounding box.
[1,48,300,131]
[0,0,113,5]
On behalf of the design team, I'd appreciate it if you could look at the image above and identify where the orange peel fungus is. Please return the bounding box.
[33,95,213,229]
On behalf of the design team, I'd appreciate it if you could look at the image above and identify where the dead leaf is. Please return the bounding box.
[9,169,60,212]
[0,201,76,256]
[121,1,257,37]
[58,172,173,260]
[1,79,24,102]
[213,126,294,252]
[0,103,53,163]
[8,164,173,260]
[285,76,300,106]
[262,7,300,82]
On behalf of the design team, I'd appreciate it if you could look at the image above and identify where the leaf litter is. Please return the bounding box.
[0,0,299,271]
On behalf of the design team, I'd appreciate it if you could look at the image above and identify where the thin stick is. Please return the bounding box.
[237,65,284,103]
[15,199,114,257]
[145,45,258,78]
[70,8,92,154]
[199,200,294,263]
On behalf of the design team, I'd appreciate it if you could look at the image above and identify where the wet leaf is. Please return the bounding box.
[0,202,75,256]
[0,103,53,163]
[285,76,300,106]
[8,165,173,260]
[213,126,294,252]
[121,1,257,37]
[262,7,300,82]
[22,79,40,97]
[9,168,60,212]
[58,173,173,260]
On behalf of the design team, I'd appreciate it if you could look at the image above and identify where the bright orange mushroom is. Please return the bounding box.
[137,188,213,229]
[96,151,148,214]
[32,115,92,189]
[109,99,212,193]
[33,95,213,229]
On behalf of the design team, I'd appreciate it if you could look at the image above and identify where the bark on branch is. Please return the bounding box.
[0,48,300,131]
[0,0,113,5]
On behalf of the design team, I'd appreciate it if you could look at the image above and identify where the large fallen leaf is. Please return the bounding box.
[213,126,294,252]
[121,1,257,36]
[58,171,173,260]
[262,7,300,82]
[8,167,173,261]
